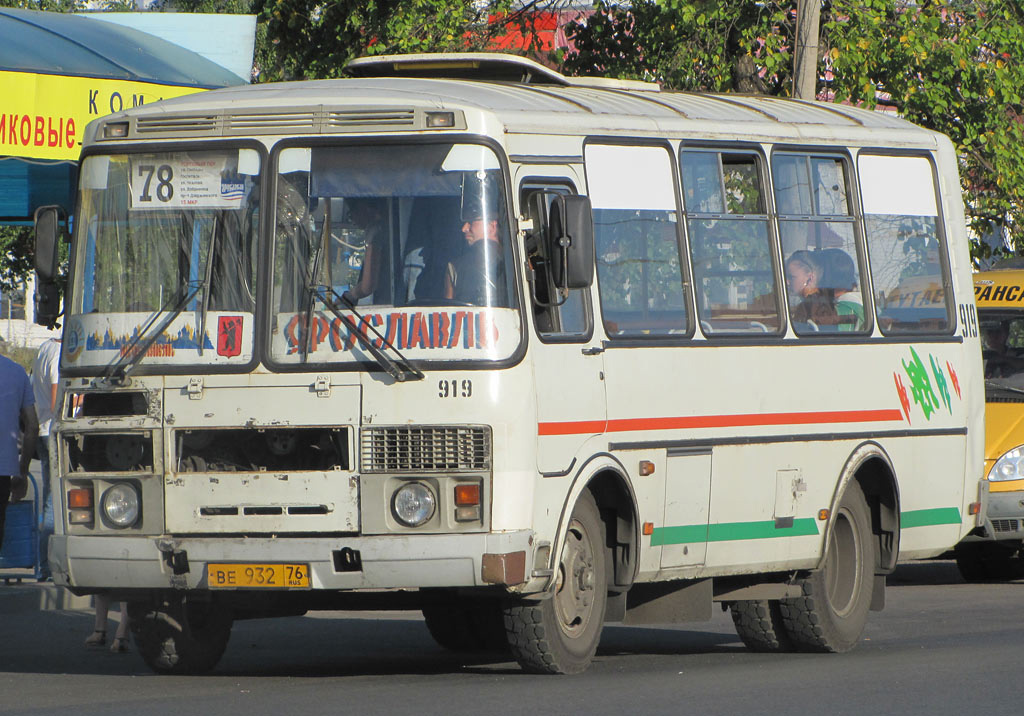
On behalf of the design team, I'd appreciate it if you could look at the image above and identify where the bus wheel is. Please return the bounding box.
[422,598,508,653]
[504,491,607,674]
[128,596,233,675]
[778,482,874,653]
[954,542,1024,582]
[730,600,795,652]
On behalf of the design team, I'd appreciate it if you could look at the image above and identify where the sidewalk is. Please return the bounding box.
[0,569,94,614]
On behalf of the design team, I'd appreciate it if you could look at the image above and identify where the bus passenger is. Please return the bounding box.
[341,198,387,304]
[786,250,838,329]
[822,248,864,331]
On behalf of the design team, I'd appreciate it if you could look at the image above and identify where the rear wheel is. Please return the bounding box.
[730,600,795,652]
[504,491,607,674]
[954,542,1024,582]
[778,482,874,653]
[128,596,233,675]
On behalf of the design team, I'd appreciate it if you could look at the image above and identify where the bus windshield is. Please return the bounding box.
[270,142,520,365]
[64,148,260,372]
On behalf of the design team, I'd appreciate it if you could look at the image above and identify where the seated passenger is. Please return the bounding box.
[786,250,837,329]
[821,248,864,331]
[341,198,387,304]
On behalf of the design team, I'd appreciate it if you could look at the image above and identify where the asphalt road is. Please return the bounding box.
[0,561,1020,716]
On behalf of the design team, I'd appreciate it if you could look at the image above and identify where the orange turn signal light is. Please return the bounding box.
[68,487,93,508]
[968,502,981,516]
[454,484,481,506]
[818,509,830,521]
[639,460,655,476]
[642,522,654,536]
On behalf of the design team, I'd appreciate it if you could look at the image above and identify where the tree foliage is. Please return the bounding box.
[256,0,521,81]
[564,1,1024,259]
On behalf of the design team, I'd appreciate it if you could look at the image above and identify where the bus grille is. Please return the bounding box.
[992,519,1020,533]
[361,426,490,473]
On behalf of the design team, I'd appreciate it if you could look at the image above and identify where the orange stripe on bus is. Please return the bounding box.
[537,408,905,436]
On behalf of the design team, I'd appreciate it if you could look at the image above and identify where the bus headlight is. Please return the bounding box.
[989,446,1024,481]
[102,483,140,528]
[391,482,436,527]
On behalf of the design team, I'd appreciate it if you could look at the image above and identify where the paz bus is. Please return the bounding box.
[959,262,1024,580]
[33,53,984,675]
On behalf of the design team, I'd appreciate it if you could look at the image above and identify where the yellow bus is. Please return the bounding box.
[962,262,1024,579]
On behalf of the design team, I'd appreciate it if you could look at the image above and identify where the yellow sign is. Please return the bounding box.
[0,70,206,161]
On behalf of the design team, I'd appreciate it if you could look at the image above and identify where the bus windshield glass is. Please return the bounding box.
[64,149,260,372]
[270,142,520,365]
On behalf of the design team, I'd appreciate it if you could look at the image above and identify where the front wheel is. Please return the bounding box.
[778,481,875,653]
[504,491,607,674]
[128,596,233,675]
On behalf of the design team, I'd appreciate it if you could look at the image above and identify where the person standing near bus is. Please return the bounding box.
[0,353,37,552]
[31,337,60,579]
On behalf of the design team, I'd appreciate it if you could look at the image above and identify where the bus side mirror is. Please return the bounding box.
[33,205,66,328]
[547,194,594,290]
[34,205,64,281]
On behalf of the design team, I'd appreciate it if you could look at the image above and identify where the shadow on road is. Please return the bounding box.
[887,560,965,586]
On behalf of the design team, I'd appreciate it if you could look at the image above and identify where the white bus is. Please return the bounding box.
[34,53,984,675]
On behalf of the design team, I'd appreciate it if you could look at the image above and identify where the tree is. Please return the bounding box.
[563,1,1024,259]
[257,0,522,81]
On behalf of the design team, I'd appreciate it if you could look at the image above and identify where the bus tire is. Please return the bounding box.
[729,600,795,652]
[778,481,874,653]
[504,491,607,674]
[128,596,233,675]
[954,542,1024,582]
[422,598,508,653]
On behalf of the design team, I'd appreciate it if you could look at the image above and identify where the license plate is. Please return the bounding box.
[207,563,310,589]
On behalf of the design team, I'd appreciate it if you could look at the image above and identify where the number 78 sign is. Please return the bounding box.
[129,155,247,210]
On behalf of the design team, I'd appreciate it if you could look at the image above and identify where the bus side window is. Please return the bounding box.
[858,154,953,335]
[521,183,590,340]
[773,153,868,335]
[681,149,780,335]
[584,143,689,339]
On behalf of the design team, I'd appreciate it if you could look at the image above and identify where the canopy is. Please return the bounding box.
[0,8,249,223]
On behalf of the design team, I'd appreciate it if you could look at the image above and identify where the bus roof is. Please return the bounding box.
[974,268,1024,309]
[85,52,943,148]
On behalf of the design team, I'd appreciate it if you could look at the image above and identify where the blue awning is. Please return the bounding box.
[0,8,245,87]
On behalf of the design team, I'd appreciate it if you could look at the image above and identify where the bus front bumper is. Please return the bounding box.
[981,488,1024,542]
[49,531,537,592]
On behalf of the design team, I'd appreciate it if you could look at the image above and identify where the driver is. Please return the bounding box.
[984,322,1024,378]
[443,206,506,306]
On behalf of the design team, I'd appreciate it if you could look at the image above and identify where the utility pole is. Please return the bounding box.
[794,0,821,100]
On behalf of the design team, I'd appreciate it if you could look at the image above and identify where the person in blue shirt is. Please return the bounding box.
[0,353,37,551]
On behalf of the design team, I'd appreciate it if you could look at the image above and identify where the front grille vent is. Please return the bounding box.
[361,426,491,473]
[226,111,318,132]
[327,109,416,129]
[992,518,1020,532]
[135,115,218,134]
[120,106,444,139]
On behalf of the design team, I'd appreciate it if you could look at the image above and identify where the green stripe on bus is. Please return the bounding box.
[651,518,819,546]
[900,507,962,528]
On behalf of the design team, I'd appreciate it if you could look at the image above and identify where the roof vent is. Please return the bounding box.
[345,52,660,92]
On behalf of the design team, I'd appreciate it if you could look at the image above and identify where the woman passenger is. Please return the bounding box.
[786,250,838,329]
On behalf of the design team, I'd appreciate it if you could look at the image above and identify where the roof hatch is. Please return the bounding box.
[344,52,660,92]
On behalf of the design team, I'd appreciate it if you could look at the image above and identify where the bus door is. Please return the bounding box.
[519,174,607,474]
[584,142,711,568]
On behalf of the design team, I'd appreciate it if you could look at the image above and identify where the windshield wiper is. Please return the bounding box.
[985,380,1024,397]
[195,215,219,357]
[303,282,424,382]
[103,281,205,384]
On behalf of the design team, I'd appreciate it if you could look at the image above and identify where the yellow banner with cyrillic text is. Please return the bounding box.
[0,71,207,161]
